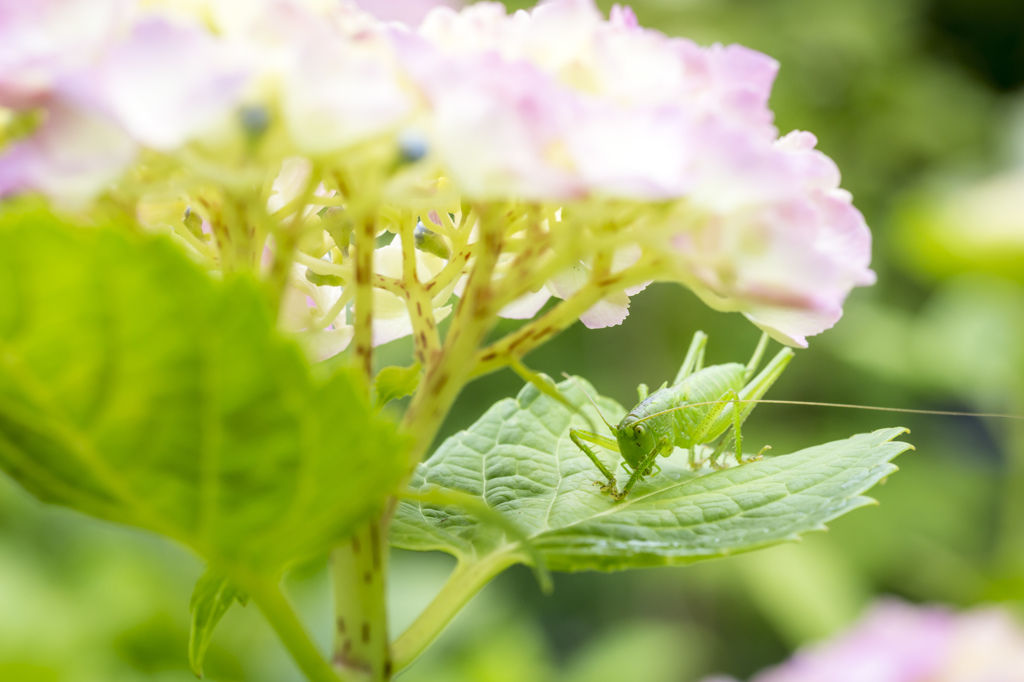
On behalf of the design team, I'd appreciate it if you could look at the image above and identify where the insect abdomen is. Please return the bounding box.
[672,363,747,446]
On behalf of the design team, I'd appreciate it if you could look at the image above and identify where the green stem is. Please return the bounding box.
[332,521,391,681]
[353,215,376,392]
[390,552,521,673]
[267,164,322,305]
[247,578,344,682]
[399,214,442,366]
[470,256,665,380]
[401,205,504,467]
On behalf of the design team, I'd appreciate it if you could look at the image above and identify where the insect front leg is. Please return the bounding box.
[569,429,618,492]
[615,449,661,500]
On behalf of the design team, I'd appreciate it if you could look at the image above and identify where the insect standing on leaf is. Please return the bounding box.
[566,331,794,501]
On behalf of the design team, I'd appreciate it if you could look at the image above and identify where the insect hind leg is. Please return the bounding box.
[744,332,771,381]
[673,331,708,385]
[706,432,735,469]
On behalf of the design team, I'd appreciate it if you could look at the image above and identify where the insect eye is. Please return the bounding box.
[634,424,645,437]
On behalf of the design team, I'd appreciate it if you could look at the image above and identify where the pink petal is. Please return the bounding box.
[752,601,953,682]
[0,0,127,108]
[358,0,463,26]
[97,18,250,150]
[0,103,135,203]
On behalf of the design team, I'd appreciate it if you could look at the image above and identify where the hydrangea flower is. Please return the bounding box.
[0,0,876,348]
[279,234,456,361]
[279,264,355,362]
[398,0,779,199]
[393,0,873,343]
[0,4,244,201]
[704,600,1024,682]
[492,243,648,328]
[366,234,455,347]
[671,129,875,347]
[0,0,414,201]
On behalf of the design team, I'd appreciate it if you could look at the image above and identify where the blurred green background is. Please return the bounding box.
[4,0,1024,679]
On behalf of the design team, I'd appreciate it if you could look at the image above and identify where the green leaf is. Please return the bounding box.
[0,209,409,577]
[391,378,911,572]
[373,363,422,411]
[189,568,248,678]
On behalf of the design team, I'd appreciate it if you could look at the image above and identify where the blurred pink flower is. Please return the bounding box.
[92,18,249,150]
[0,3,248,201]
[392,40,585,199]
[0,0,127,108]
[673,129,875,347]
[396,0,872,343]
[0,0,414,200]
[0,103,136,204]
[355,0,462,26]
[755,601,951,682]
[227,0,414,155]
[705,600,1024,682]
[403,0,780,200]
[0,0,875,347]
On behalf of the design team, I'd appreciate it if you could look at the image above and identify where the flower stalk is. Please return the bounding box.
[331,521,391,682]
[390,551,523,674]
[353,215,377,392]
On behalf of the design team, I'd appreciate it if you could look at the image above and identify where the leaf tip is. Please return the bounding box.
[188,639,205,678]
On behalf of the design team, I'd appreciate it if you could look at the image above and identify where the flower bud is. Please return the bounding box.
[413,220,451,260]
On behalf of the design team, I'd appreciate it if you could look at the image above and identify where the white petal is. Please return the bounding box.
[547,262,588,300]
[302,326,355,361]
[579,290,631,329]
[498,287,551,319]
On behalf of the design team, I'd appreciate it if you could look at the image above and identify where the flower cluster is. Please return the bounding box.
[0,0,874,352]
[704,600,1024,682]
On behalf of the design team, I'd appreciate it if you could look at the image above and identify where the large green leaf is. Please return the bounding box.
[391,378,910,572]
[0,209,408,577]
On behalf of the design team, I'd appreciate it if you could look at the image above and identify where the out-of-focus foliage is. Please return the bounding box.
[0,207,407,680]
[0,209,407,577]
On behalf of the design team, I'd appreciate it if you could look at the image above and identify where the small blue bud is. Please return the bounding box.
[414,220,451,260]
[239,105,270,138]
[397,130,428,163]
[183,207,204,238]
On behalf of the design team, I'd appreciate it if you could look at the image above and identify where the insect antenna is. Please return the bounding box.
[561,372,616,431]
[633,399,1024,424]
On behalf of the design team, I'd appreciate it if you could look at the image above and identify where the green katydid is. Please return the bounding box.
[565,331,1023,501]
[567,331,790,500]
